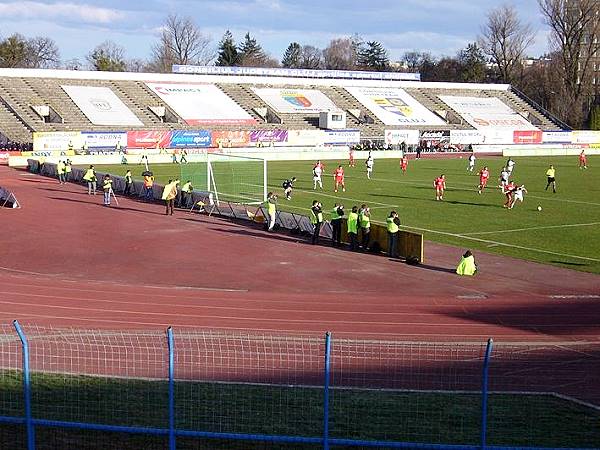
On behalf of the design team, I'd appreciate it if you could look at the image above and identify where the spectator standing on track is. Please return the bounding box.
[123,170,133,196]
[162,179,178,215]
[386,211,401,258]
[64,159,72,182]
[180,180,193,208]
[83,165,97,195]
[310,200,324,244]
[143,173,154,201]
[347,205,359,251]
[467,153,476,172]
[265,192,277,231]
[56,160,66,184]
[545,165,557,193]
[456,250,477,276]
[358,204,371,251]
[330,203,344,247]
[102,174,113,206]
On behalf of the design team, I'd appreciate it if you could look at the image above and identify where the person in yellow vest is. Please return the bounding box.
[82,165,97,195]
[310,200,324,244]
[172,149,178,164]
[102,174,113,206]
[162,179,179,215]
[38,156,46,174]
[456,250,477,276]
[265,192,277,231]
[179,180,193,208]
[67,140,74,154]
[347,205,359,251]
[123,169,133,196]
[56,160,66,184]
[545,164,556,193]
[64,159,72,182]
[330,203,344,247]
[386,210,401,258]
[358,204,371,251]
[143,174,154,201]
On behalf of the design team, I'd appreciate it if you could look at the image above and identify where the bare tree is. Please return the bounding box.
[150,14,213,72]
[0,34,60,68]
[27,36,60,68]
[478,4,534,83]
[539,0,600,127]
[299,45,322,69]
[87,41,126,71]
[323,37,357,70]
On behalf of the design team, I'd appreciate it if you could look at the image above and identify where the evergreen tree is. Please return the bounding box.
[458,43,487,82]
[216,30,239,66]
[357,41,389,71]
[282,42,302,68]
[238,32,266,65]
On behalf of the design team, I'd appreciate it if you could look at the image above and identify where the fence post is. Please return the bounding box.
[167,327,176,450]
[480,338,494,450]
[323,331,332,450]
[13,320,35,450]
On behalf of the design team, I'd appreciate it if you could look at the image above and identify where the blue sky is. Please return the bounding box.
[0,0,548,65]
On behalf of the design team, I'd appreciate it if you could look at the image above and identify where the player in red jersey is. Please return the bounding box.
[579,150,588,169]
[348,149,355,167]
[434,174,446,201]
[502,180,516,208]
[333,165,346,192]
[477,166,490,194]
[400,155,408,174]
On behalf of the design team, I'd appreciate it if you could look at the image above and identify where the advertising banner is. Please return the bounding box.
[542,131,572,144]
[384,129,420,145]
[81,131,127,149]
[571,130,600,144]
[249,130,288,143]
[0,152,9,165]
[145,82,255,125]
[170,130,212,148]
[211,131,251,148]
[33,131,82,152]
[323,129,360,145]
[252,88,338,113]
[127,130,172,149]
[287,130,325,146]
[481,129,515,145]
[345,87,446,126]
[450,130,485,145]
[513,130,543,144]
[61,85,143,126]
[438,96,538,131]
[420,130,450,143]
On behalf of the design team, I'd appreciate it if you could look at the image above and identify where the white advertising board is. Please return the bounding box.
[384,129,420,145]
[323,129,360,145]
[81,131,127,149]
[145,82,255,125]
[345,87,446,126]
[61,85,143,126]
[542,131,572,144]
[287,130,325,146]
[252,88,338,113]
[33,131,82,152]
[438,96,538,130]
[571,130,600,144]
[481,129,515,145]
[450,130,486,145]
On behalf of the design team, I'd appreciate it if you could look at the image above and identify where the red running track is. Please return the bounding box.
[1,166,599,342]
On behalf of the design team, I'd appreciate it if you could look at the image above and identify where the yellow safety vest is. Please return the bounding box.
[347,212,359,233]
[386,217,399,233]
[359,213,370,228]
[83,169,95,181]
[311,209,323,224]
[456,255,477,276]
[103,179,112,191]
[181,182,192,193]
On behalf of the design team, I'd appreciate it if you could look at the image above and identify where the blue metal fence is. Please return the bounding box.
[0,321,598,450]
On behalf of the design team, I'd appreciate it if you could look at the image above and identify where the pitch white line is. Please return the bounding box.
[463,222,600,236]
[401,225,600,262]
[527,194,600,207]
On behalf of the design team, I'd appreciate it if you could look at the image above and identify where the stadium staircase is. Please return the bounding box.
[109,80,174,127]
[216,83,280,130]
[0,95,34,142]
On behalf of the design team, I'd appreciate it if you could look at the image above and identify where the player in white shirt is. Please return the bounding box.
[506,158,515,176]
[467,154,476,172]
[499,168,509,189]
[509,184,527,209]
[312,160,323,189]
[365,155,374,179]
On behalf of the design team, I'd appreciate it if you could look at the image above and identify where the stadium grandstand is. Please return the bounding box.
[0,66,567,155]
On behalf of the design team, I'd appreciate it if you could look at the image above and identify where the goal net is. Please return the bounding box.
[180,153,267,205]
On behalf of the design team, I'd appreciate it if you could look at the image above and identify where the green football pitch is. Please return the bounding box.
[91,155,600,274]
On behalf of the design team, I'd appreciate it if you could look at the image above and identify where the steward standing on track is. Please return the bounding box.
[347,206,359,251]
[64,159,72,182]
[56,160,66,184]
[386,210,401,258]
[162,179,178,215]
[123,170,133,195]
[310,200,324,244]
[358,204,371,251]
[265,192,277,232]
[102,174,113,206]
[143,173,154,201]
[180,180,193,208]
[330,203,344,247]
[83,165,97,195]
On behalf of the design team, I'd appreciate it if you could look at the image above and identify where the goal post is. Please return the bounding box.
[180,153,267,206]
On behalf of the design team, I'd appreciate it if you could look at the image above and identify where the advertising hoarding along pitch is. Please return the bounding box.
[249,130,288,143]
[211,131,251,148]
[252,88,338,113]
[345,87,446,126]
[81,132,127,149]
[323,129,360,145]
[170,130,212,148]
[62,85,143,126]
[438,95,538,131]
[384,130,420,145]
[33,131,82,152]
[127,130,172,149]
[145,82,255,126]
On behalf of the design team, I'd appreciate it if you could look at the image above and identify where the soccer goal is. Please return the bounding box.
[180,153,267,206]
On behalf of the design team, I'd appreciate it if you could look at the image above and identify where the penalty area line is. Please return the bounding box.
[401,225,600,263]
[463,221,600,236]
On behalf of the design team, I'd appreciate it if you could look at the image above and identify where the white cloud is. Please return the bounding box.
[0,1,125,24]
